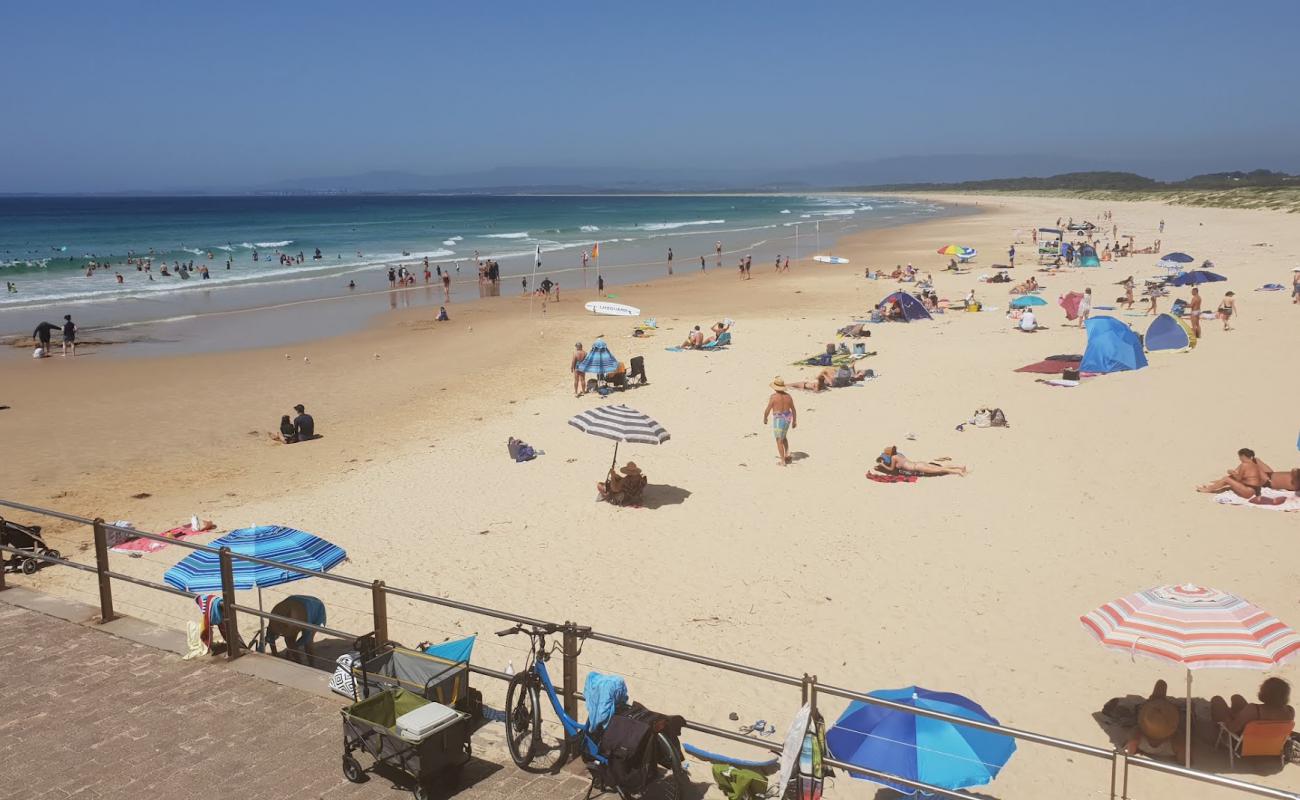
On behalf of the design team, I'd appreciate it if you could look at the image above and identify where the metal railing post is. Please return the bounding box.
[219,547,241,661]
[371,580,388,644]
[1120,748,1131,800]
[562,622,579,719]
[807,674,818,717]
[91,518,116,622]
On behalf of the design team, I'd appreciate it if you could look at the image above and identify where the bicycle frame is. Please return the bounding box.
[531,657,603,762]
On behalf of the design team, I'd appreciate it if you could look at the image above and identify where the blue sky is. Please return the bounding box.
[2,1,1297,192]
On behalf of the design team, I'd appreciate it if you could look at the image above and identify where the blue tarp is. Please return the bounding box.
[422,635,476,664]
[1080,317,1148,373]
[878,291,932,322]
[1145,313,1193,352]
[583,671,628,735]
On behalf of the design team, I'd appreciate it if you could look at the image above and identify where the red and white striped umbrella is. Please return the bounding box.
[1080,583,1300,767]
[1080,583,1300,670]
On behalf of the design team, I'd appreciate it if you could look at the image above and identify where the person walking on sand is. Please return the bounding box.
[571,342,587,397]
[442,271,451,302]
[61,315,76,357]
[1188,287,1202,338]
[1077,288,1092,327]
[1008,244,1016,268]
[666,247,673,276]
[1217,291,1236,331]
[1159,218,1165,234]
[715,240,722,267]
[763,378,797,466]
[1291,267,1299,305]
[700,255,706,271]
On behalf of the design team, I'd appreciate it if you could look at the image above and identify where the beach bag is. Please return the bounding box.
[1062,368,1080,382]
[989,408,1008,427]
[713,764,769,800]
[833,368,853,388]
[597,710,656,792]
[785,710,829,800]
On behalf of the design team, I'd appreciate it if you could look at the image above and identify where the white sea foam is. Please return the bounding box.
[800,214,812,219]
[215,245,234,252]
[814,209,856,216]
[779,209,791,214]
[638,219,725,231]
[484,232,529,239]
[442,240,457,246]
[181,247,205,255]
[256,240,294,248]
[580,225,600,232]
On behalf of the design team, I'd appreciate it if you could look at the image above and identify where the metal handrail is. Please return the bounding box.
[4,497,1298,800]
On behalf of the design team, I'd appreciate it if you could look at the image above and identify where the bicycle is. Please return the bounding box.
[496,622,688,799]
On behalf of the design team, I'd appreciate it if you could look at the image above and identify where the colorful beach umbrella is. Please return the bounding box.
[937,245,977,260]
[569,404,670,467]
[1010,295,1047,308]
[163,525,347,592]
[1080,583,1300,766]
[1167,270,1226,287]
[826,687,1016,795]
[1157,252,1195,269]
[576,339,619,376]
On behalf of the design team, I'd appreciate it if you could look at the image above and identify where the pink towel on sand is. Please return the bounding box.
[111,525,211,554]
[866,472,919,484]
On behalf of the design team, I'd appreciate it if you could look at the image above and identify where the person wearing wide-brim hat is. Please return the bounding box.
[763,377,797,466]
[619,462,642,476]
[597,461,646,506]
[1124,680,1184,762]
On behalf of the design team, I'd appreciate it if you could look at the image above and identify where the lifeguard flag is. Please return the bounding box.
[591,242,599,260]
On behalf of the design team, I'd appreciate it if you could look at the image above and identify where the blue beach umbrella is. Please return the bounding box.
[1010,295,1047,308]
[1167,270,1226,287]
[1157,252,1195,269]
[163,525,347,592]
[576,339,619,375]
[826,687,1016,796]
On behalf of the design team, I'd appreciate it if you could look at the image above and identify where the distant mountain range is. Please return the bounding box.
[860,169,1300,192]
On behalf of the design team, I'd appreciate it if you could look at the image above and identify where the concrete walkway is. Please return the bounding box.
[0,588,593,800]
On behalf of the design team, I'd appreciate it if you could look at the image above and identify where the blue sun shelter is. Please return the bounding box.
[1080,317,1148,373]
[878,291,932,322]
[1145,313,1195,352]
[1076,244,1100,267]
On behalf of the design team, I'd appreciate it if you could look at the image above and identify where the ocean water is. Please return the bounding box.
[0,194,948,349]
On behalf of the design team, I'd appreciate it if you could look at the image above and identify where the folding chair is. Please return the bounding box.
[1215,720,1295,768]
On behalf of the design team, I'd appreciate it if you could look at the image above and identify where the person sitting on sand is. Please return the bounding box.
[436,306,450,321]
[1125,680,1184,762]
[875,445,968,477]
[681,325,704,349]
[1197,447,1271,499]
[1210,677,1294,736]
[292,404,315,442]
[1018,308,1039,332]
[596,462,646,506]
[703,320,731,345]
[271,415,298,444]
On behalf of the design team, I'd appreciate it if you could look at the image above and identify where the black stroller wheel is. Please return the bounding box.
[46,550,61,561]
[412,784,431,800]
[342,754,365,783]
[21,559,38,575]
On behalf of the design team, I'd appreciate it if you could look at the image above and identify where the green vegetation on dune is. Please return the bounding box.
[863,170,1300,212]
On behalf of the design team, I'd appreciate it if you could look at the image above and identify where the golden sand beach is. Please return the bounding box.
[4,194,1298,798]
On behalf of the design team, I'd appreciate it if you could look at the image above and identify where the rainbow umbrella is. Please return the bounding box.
[1080,583,1300,766]
[937,245,977,261]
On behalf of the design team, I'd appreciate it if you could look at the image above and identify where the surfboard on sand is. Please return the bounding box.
[585,301,641,317]
[813,255,849,264]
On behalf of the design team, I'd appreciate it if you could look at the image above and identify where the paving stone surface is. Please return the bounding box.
[0,601,594,800]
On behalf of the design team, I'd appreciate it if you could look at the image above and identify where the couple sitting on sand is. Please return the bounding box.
[1122,677,1292,762]
[1196,447,1298,503]
[874,446,968,477]
[272,404,315,444]
[680,320,731,349]
[596,462,647,506]
[783,366,874,393]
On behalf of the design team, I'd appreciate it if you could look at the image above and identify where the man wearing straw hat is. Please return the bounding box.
[763,378,797,466]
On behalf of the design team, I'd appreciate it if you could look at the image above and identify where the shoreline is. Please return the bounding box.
[5,192,1299,799]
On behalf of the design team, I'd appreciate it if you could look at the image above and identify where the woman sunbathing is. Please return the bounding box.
[1197,448,1271,498]
[875,446,968,477]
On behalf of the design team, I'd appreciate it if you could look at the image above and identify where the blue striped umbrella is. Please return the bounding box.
[827,687,1016,795]
[163,525,347,592]
[576,339,619,375]
[1010,295,1047,308]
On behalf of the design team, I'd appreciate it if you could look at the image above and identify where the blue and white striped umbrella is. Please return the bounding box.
[163,525,347,592]
[576,339,619,375]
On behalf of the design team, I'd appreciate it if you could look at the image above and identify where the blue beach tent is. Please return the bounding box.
[878,291,932,322]
[1076,244,1100,267]
[1145,313,1195,352]
[1080,317,1147,373]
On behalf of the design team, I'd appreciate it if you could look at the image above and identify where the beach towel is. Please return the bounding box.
[182,621,209,660]
[1015,359,1081,374]
[1213,488,1300,512]
[866,472,918,484]
[111,523,213,555]
[194,594,224,650]
[584,671,629,735]
[1037,379,1080,387]
[792,353,874,368]
[1257,283,1285,292]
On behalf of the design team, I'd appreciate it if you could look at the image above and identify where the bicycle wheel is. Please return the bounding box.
[503,671,571,773]
[639,733,689,800]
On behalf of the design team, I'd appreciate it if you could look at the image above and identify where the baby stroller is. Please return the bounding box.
[0,517,61,575]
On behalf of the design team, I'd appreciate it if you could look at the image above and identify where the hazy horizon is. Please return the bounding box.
[3,1,1297,193]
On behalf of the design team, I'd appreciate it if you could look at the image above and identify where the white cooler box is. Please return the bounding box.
[395,701,466,741]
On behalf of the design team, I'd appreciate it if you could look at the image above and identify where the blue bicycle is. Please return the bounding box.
[497,623,687,799]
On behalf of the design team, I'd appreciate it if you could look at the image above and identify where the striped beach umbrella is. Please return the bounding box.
[937,245,977,260]
[163,525,347,592]
[576,339,619,376]
[569,404,670,467]
[1080,583,1300,765]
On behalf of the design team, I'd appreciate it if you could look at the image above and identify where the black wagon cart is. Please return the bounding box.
[341,687,471,799]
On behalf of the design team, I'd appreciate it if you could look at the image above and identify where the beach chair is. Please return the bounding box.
[1215,720,1294,768]
[700,332,732,349]
[627,356,648,385]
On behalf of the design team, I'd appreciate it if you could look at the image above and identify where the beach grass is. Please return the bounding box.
[883,187,1300,213]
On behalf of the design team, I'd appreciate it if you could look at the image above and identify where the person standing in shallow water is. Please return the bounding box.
[763,378,797,466]
[666,247,673,276]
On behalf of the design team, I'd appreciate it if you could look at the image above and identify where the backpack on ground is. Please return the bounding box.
[593,701,685,795]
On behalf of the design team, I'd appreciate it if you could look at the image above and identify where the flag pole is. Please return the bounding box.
[530,245,540,316]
